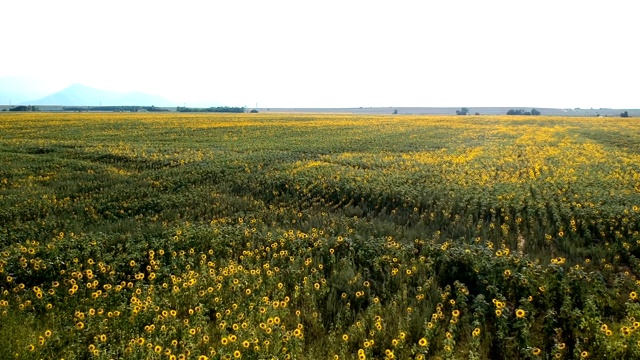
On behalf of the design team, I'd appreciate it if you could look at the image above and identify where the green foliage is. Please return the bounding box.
[0,113,639,359]
[9,105,39,112]
[62,106,169,112]
[177,106,245,113]
[507,108,541,116]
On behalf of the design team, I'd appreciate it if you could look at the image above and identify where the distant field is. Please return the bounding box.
[257,107,639,117]
[1,105,638,117]
[1,113,640,359]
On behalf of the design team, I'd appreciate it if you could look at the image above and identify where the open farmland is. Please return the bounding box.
[1,113,640,359]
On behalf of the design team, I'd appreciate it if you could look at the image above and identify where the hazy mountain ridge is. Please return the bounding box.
[0,77,175,106]
[19,84,175,106]
[0,78,636,113]
[0,76,65,104]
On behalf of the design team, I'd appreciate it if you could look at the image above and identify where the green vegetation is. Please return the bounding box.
[1,113,640,359]
[62,106,169,112]
[507,109,540,116]
[8,105,39,112]
[177,106,245,113]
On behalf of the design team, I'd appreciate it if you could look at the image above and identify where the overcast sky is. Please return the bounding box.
[1,0,637,108]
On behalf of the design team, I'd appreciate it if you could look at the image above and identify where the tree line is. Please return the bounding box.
[176,106,245,113]
[62,106,169,112]
[5,105,40,112]
[506,108,541,115]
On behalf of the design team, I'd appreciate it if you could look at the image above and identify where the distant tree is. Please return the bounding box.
[506,109,538,115]
[621,111,629,118]
[145,106,168,112]
[177,106,245,113]
[456,107,469,115]
[474,112,480,115]
[9,105,39,112]
[392,109,398,114]
[250,109,259,113]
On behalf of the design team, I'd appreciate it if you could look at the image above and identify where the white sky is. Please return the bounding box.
[1,0,637,108]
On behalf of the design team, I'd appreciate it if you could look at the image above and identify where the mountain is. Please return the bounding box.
[0,76,66,105]
[21,84,175,106]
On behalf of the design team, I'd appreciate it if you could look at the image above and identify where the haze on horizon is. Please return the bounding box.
[1,0,637,109]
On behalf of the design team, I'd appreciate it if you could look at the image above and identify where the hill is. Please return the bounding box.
[22,84,174,106]
[0,76,64,105]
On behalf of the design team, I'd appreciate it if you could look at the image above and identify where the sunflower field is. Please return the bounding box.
[1,112,639,359]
